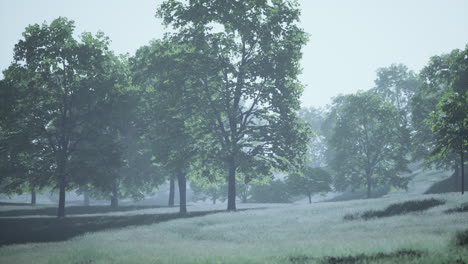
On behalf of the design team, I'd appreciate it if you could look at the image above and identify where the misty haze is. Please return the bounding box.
[0,0,467,263]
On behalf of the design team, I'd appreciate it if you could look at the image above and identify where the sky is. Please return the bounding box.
[1,0,467,108]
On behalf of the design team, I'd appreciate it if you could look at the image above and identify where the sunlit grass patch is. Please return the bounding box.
[343,198,445,221]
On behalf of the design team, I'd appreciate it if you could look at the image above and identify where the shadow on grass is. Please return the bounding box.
[445,203,468,214]
[288,249,424,264]
[343,198,445,221]
[0,202,35,206]
[0,209,242,246]
[0,205,166,217]
[454,229,468,247]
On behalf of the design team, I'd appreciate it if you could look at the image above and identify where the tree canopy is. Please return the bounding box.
[157,0,311,210]
[327,91,410,198]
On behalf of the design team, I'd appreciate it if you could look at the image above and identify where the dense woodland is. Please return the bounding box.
[0,0,466,218]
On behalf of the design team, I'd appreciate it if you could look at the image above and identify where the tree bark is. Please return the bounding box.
[461,150,465,195]
[454,164,460,191]
[177,171,187,214]
[308,193,312,204]
[31,189,36,206]
[57,157,66,218]
[227,157,237,211]
[366,175,372,199]
[110,178,119,209]
[168,178,175,207]
[212,190,217,204]
[83,188,90,206]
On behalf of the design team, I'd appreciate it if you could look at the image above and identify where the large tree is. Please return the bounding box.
[423,46,467,194]
[2,18,117,217]
[411,45,468,191]
[157,0,310,211]
[373,64,420,154]
[0,78,52,205]
[131,40,202,214]
[429,91,467,194]
[327,91,410,198]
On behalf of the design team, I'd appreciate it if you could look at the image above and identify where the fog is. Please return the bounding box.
[1,0,467,107]
[0,1,467,263]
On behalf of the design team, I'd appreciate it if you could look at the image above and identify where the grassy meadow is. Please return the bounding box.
[0,192,467,264]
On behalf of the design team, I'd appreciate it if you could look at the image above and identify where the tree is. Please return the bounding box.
[373,64,420,153]
[327,91,410,198]
[286,167,331,203]
[411,45,468,191]
[190,180,225,204]
[131,40,201,214]
[425,46,467,194]
[157,0,310,211]
[0,71,54,205]
[168,177,175,207]
[298,107,328,167]
[429,91,467,194]
[2,17,117,217]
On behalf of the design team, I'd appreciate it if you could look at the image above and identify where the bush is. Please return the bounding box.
[250,179,290,203]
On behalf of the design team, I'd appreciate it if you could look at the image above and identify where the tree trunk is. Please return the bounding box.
[83,188,90,206]
[366,175,372,199]
[212,190,217,204]
[461,150,465,195]
[57,158,66,218]
[177,171,187,214]
[110,178,119,209]
[308,193,312,204]
[227,157,237,211]
[242,195,247,204]
[31,189,36,206]
[454,164,460,191]
[168,178,175,207]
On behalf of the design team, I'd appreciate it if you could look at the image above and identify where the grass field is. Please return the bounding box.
[0,193,467,264]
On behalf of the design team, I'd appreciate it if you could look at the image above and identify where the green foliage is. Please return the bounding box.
[0,17,165,214]
[157,0,311,210]
[411,45,468,170]
[132,39,198,174]
[428,90,467,161]
[250,179,290,203]
[0,18,116,214]
[373,64,420,154]
[190,180,225,204]
[286,167,331,203]
[327,91,410,197]
[298,107,327,167]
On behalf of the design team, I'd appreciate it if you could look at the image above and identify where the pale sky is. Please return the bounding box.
[1,0,467,108]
